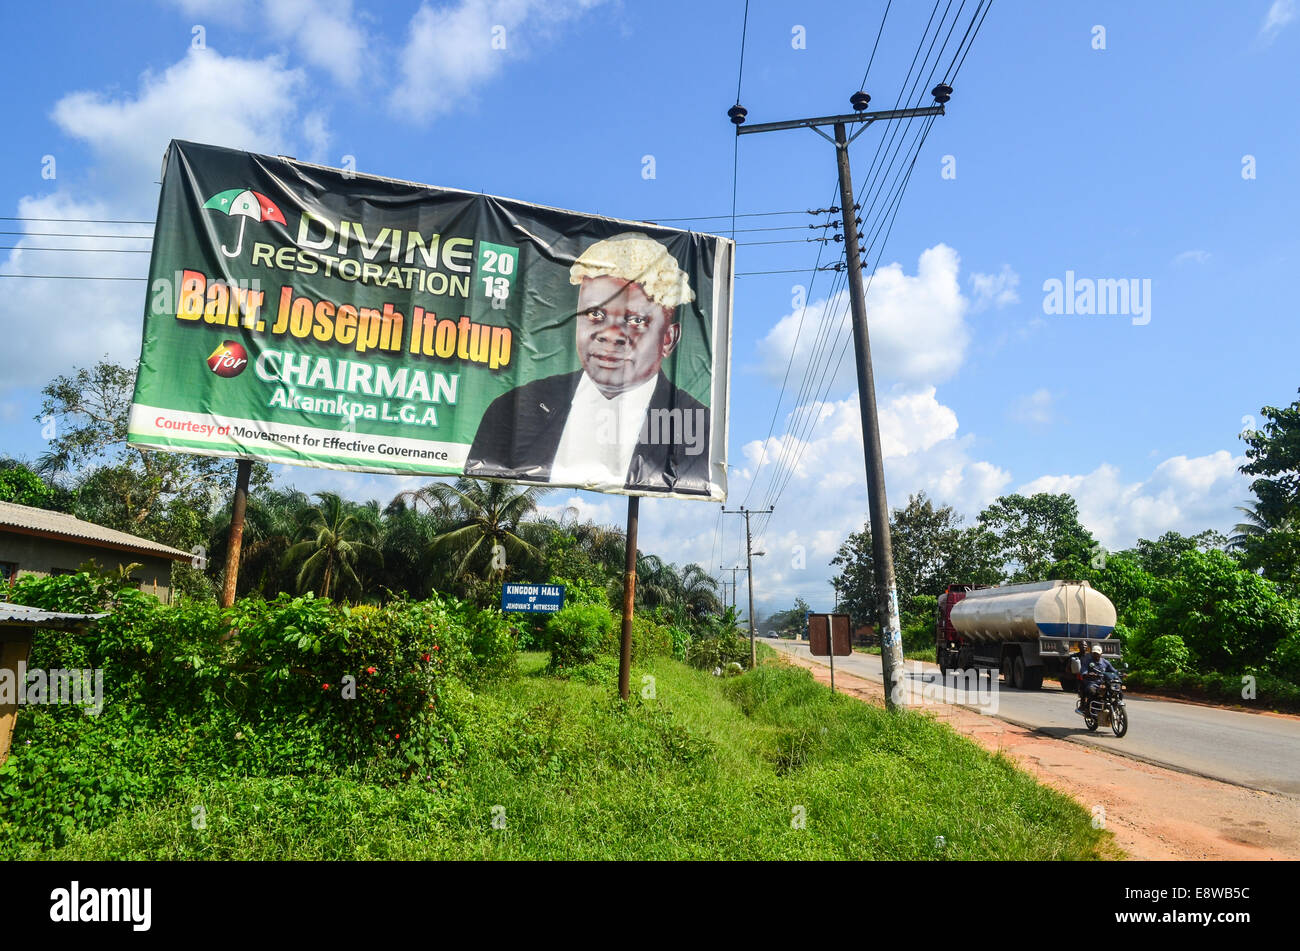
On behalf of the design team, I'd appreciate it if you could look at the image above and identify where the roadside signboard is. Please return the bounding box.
[501,583,566,614]
[808,613,852,656]
[808,612,852,693]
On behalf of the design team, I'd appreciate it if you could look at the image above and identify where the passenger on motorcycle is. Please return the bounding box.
[1078,643,1117,710]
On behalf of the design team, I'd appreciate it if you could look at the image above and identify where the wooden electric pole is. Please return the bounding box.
[719,565,746,610]
[723,506,772,668]
[731,87,951,710]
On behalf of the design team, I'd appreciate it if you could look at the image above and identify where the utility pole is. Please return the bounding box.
[730,87,951,711]
[719,565,746,610]
[723,506,772,668]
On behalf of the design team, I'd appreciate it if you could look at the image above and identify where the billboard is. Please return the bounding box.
[127,141,733,501]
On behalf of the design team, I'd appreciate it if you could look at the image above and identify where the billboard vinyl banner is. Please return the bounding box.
[127,140,733,501]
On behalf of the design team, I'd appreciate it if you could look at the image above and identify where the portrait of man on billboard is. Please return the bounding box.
[464,232,710,494]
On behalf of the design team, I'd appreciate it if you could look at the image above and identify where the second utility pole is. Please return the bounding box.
[723,505,771,668]
[730,87,951,710]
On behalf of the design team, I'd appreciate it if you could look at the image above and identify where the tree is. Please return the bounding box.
[0,458,75,511]
[678,563,722,620]
[1240,391,1300,528]
[763,598,811,638]
[281,492,381,600]
[830,492,1002,627]
[35,358,269,551]
[1237,394,1300,587]
[1134,530,1229,578]
[399,477,550,601]
[977,492,1095,582]
[1158,549,1298,672]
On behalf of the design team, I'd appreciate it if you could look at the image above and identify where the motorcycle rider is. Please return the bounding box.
[1078,643,1117,713]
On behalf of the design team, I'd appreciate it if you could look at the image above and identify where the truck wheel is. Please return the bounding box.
[1001,658,1013,684]
[1059,674,1077,692]
[1011,656,1026,690]
[937,646,948,674]
[1023,666,1044,690]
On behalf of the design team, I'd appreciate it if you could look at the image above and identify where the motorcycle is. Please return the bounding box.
[1077,669,1128,737]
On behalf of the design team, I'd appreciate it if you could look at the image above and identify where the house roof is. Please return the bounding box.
[0,601,106,627]
[0,500,192,562]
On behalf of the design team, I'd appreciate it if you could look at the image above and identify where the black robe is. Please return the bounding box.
[463,370,712,495]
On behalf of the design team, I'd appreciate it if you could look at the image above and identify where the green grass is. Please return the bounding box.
[854,645,937,662]
[24,653,1112,860]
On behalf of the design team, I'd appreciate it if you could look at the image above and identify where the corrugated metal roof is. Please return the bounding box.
[0,601,106,626]
[0,500,191,561]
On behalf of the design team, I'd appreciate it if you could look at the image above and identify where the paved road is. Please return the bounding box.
[761,637,1300,797]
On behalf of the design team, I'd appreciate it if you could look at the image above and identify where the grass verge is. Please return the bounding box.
[22,653,1111,860]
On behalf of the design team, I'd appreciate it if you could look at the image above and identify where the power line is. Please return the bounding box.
[0,216,153,224]
[750,0,949,518]
[750,0,975,534]
[0,274,147,280]
[0,247,149,253]
[860,0,893,89]
[0,230,151,238]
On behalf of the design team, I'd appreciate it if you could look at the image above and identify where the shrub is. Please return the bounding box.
[1147,634,1191,676]
[0,577,511,854]
[1269,630,1300,684]
[686,633,750,671]
[544,603,617,672]
[630,615,673,662]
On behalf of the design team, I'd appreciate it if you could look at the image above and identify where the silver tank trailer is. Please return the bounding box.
[948,580,1116,644]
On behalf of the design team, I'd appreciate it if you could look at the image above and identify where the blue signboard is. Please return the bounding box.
[501,583,566,614]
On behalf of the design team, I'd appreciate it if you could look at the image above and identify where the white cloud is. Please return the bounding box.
[1010,388,1054,426]
[390,0,606,122]
[1173,249,1210,266]
[757,244,970,394]
[50,49,313,205]
[0,194,150,389]
[163,0,369,87]
[262,0,370,87]
[712,387,1011,608]
[1018,450,1247,550]
[1261,0,1297,41]
[0,49,320,391]
[969,263,1020,312]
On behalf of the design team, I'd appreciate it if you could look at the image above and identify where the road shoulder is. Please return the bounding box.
[771,648,1299,861]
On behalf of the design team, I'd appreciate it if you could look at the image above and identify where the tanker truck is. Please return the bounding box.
[935,580,1120,690]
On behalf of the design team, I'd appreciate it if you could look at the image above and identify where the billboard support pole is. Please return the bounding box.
[618,495,639,700]
[219,458,252,611]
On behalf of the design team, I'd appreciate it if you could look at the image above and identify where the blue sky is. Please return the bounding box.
[2,0,1298,617]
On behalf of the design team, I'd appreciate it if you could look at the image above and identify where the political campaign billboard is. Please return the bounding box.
[127,140,733,501]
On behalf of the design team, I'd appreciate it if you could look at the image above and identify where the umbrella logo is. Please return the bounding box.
[202,188,286,257]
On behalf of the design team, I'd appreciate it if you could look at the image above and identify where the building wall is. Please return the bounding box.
[0,532,177,603]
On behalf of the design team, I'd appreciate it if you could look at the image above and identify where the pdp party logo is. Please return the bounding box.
[207,341,248,377]
[202,187,286,258]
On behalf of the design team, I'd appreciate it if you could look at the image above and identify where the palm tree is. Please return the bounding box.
[379,496,450,598]
[571,519,627,576]
[398,478,551,593]
[281,492,381,600]
[631,554,682,610]
[679,563,723,619]
[209,487,310,597]
[1228,502,1296,552]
